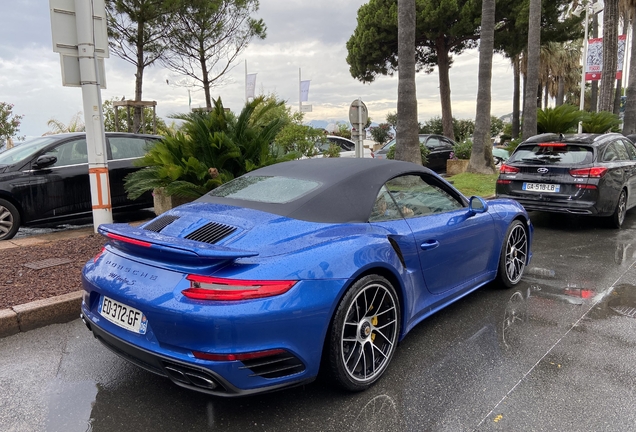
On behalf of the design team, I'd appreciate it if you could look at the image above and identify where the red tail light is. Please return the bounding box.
[106,233,152,247]
[499,164,520,174]
[193,348,285,362]
[539,143,567,147]
[569,167,607,178]
[576,184,597,190]
[497,179,512,185]
[182,275,297,301]
[94,247,106,263]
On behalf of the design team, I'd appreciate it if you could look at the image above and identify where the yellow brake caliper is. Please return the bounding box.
[371,316,378,341]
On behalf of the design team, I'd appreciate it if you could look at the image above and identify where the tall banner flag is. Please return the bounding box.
[300,80,311,102]
[585,35,627,81]
[246,73,257,99]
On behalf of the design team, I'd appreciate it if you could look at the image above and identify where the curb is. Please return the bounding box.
[0,291,83,338]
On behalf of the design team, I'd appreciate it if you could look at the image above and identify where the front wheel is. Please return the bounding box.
[609,189,627,229]
[497,220,528,288]
[0,198,20,241]
[326,275,401,392]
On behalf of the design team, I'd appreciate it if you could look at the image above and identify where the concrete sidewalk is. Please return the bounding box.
[0,227,95,338]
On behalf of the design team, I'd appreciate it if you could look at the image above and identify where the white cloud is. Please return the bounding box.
[0,0,516,138]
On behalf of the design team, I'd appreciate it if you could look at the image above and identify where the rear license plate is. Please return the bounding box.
[523,182,560,193]
[99,295,148,334]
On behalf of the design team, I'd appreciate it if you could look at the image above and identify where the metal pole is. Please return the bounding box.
[299,68,302,113]
[245,59,248,102]
[357,98,363,158]
[578,5,589,134]
[74,0,112,230]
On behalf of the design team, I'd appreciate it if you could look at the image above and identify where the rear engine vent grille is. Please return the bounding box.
[161,361,226,392]
[144,215,180,232]
[239,351,305,379]
[185,222,236,244]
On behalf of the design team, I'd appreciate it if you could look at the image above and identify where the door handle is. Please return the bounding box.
[420,240,439,251]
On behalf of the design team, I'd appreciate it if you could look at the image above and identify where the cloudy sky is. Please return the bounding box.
[0,0,516,138]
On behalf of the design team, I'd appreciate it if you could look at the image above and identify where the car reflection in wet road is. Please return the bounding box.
[1,210,636,431]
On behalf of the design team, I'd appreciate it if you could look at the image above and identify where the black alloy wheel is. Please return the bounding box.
[497,220,528,288]
[610,189,627,229]
[0,198,20,241]
[326,275,400,391]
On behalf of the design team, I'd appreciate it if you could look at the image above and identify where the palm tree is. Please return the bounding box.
[395,0,421,164]
[468,0,495,174]
[539,41,582,107]
[599,0,619,112]
[522,0,541,139]
[622,0,636,133]
[45,113,85,134]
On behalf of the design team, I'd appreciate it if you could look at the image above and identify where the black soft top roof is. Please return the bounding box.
[197,158,438,223]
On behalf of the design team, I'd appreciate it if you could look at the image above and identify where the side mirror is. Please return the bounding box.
[33,155,57,169]
[468,196,488,215]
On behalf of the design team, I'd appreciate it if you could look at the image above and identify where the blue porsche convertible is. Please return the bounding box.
[81,158,532,396]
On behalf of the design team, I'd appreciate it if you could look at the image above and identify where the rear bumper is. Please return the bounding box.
[81,310,315,397]
[496,193,607,216]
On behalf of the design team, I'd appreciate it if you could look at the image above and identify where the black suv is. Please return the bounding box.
[0,133,159,240]
[496,133,636,228]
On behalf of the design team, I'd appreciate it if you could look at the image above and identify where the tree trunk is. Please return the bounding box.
[613,27,627,115]
[590,11,599,112]
[200,40,212,108]
[599,0,619,113]
[614,77,623,115]
[468,0,495,174]
[132,19,146,133]
[622,4,636,134]
[395,0,421,164]
[556,78,565,106]
[522,0,541,140]
[512,56,520,139]
[436,37,455,141]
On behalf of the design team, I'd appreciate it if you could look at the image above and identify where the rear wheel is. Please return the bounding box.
[609,189,627,229]
[326,275,400,392]
[497,220,527,288]
[0,198,20,241]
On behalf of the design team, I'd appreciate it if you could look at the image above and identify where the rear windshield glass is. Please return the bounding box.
[508,144,594,165]
[208,176,321,204]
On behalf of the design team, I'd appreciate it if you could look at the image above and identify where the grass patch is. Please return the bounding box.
[446,172,499,198]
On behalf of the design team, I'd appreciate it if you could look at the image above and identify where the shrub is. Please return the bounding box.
[453,139,472,159]
[323,143,341,158]
[387,142,430,165]
[370,123,393,145]
[581,111,621,133]
[124,96,298,200]
[537,104,583,134]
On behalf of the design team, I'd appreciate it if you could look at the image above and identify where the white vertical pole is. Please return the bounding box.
[75,0,112,230]
[245,59,248,102]
[299,68,302,113]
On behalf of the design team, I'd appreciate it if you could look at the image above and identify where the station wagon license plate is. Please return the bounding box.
[523,182,560,193]
[99,295,148,334]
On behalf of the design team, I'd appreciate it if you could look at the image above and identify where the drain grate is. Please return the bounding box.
[610,305,636,319]
[23,258,73,270]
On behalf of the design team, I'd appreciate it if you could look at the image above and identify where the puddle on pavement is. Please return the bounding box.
[46,379,97,432]
[587,284,636,321]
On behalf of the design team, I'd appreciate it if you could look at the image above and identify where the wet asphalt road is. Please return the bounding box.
[2,210,636,431]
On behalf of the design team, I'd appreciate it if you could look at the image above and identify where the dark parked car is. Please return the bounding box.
[0,132,158,240]
[496,133,636,228]
[373,134,455,172]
